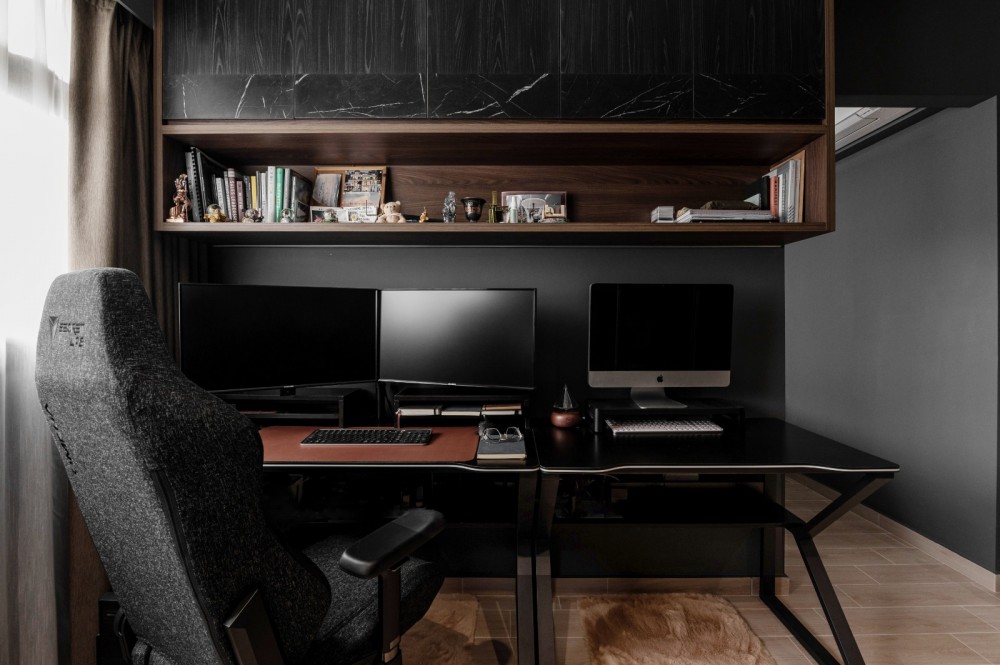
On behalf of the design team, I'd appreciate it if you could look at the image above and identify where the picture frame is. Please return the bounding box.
[500,191,568,223]
[309,205,379,223]
[310,206,339,223]
[314,165,386,212]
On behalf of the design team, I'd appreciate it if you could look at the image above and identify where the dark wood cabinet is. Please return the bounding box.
[154,0,834,246]
[161,0,826,122]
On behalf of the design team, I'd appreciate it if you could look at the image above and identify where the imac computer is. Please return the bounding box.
[588,283,734,408]
[380,289,536,390]
[178,283,379,393]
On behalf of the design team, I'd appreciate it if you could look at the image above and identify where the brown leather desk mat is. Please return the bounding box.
[260,425,479,464]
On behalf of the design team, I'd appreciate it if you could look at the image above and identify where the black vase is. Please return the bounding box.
[461,197,486,222]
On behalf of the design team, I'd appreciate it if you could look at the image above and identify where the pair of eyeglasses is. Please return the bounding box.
[482,426,523,442]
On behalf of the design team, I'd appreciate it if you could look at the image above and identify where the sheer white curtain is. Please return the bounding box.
[0,0,72,663]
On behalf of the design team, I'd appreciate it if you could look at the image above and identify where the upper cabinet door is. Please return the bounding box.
[162,0,428,120]
[561,0,693,120]
[295,0,428,119]
[427,0,559,119]
[162,0,301,119]
[693,0,826,119]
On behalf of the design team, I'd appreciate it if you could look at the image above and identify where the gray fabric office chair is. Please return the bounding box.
[35,268,444,665]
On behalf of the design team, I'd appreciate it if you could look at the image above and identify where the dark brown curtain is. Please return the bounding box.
[67,3,158,665]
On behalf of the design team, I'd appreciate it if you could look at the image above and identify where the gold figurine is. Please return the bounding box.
[167,173,191,222]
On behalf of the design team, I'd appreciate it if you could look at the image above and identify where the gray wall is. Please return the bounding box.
[785,98,999,570]
[207,246,786,419]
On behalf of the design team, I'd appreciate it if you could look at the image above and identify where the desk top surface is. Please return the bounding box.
[260,425,537,472]
[534,418,899,475]
[259,419,898,476]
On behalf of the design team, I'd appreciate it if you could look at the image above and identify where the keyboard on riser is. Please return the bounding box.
[604,418,723,437]
[301,428,433,445]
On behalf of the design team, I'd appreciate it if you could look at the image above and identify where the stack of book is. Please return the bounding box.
[184,147,313,223]
[674,208,776,223]
[661,148,806,225]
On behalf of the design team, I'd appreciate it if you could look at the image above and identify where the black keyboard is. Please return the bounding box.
[301,428,433,445]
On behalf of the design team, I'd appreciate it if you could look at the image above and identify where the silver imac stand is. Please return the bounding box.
[630,388,687,409]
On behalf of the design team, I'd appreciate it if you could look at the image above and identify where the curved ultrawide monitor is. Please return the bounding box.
[380,289,535,390]
[588,283,734,393]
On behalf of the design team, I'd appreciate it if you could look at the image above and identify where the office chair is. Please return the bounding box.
[35,268,444,665]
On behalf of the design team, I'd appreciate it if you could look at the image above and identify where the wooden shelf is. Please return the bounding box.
[155,220,829,246]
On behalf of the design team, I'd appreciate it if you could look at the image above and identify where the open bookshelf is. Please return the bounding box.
[155,120,833,246]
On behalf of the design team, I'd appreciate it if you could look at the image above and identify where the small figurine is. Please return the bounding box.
[442,191,457,223]
[375,200,406,224]
[550,384,582,428]
[203,203,228,223]
[279,207,294,224]
[418,207,428,223]
[242,207,262,223]
[167,173,191,222]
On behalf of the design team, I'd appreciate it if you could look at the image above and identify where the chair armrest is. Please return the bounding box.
[339,509,445,579]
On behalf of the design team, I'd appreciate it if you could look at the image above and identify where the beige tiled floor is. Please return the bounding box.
[434,477,1000,665]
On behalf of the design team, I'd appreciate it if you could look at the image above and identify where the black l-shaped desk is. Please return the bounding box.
[261,418,899,665]
[533,418,899,665]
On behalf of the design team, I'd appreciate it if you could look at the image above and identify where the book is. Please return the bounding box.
[396,405,442,417]
[266,166,276,223]
[288,170,313,223]
[274,167,285,222]
[767,149,805,224]
[225,168,239,220]
[214,177,228,217]
[193,147,227,216]
[476,435,527,461]
[184,150,202,221]
[235,176,246,220]
[441,405,484,417]
[282,167,292,211]
[674,208,776,223]
[249,175,258,209]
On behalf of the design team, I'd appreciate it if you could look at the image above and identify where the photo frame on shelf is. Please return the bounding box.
[310,206,339,223]
[314,165,386,212]
[501,191,568,223]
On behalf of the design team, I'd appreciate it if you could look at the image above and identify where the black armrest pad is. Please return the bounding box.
[339,509,445,579]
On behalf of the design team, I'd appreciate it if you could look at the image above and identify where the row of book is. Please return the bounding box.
[651,149,805,224]
[184,147,313,223]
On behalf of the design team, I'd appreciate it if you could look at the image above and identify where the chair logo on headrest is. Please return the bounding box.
[49,316,86,348]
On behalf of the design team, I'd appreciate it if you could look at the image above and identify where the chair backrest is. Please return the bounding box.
[36,269,330,665]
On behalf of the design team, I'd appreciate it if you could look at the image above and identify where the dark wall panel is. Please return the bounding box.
[203,246,786,419]
[837,0,1000,104]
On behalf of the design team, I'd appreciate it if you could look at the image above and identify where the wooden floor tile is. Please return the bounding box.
[838,582,1000,608]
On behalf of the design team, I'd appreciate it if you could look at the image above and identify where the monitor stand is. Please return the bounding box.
[630,388,687,409]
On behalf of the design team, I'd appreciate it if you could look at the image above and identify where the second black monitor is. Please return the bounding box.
[379,289,536,390]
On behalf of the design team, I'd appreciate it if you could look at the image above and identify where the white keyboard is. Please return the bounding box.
[605,418,724,437]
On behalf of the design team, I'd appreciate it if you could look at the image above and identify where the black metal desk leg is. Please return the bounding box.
[760,474,785,597]
[515,473,538,665]
[535,475,561,665]
[762,473,893,665]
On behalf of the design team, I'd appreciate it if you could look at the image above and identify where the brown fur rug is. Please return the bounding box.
[579,593,777,665]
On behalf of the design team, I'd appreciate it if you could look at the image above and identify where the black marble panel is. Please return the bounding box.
[693,74,825,120]
[294,74,427,119]
[162,75,295,120]
[561,0,692,75]
[429,74,559,119]
[561,74,692,119]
